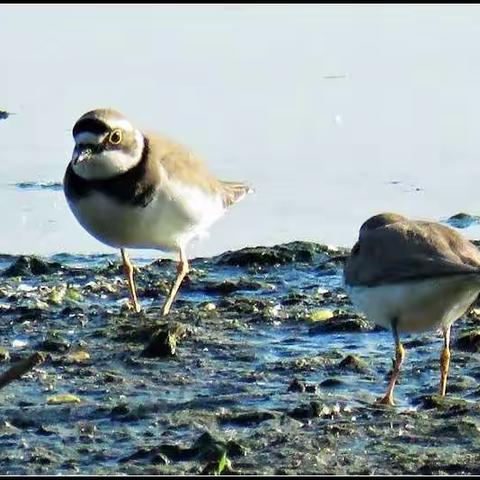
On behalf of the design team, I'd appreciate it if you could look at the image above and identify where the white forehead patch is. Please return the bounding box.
[106,118,134,131]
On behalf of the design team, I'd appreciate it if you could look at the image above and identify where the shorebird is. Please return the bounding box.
[64,108,252,315]
[344,212,480,405]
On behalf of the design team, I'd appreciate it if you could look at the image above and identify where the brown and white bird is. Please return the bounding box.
[344,212,480,405]
[64,108,252,315]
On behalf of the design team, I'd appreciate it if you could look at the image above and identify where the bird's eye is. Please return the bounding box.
[109,129,122,144]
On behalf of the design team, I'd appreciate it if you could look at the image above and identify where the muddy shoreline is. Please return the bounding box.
[0,241,480,474]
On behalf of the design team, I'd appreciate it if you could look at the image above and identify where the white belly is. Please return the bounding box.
[67,186,225,251]
[345,276,480,333]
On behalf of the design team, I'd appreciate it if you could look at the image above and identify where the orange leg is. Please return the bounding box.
[440,325,451,397]
[121,249,141,313]
[378,320,405,406]
[162,248,189,316]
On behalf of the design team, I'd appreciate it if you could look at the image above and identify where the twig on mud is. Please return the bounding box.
[0,352,47,390]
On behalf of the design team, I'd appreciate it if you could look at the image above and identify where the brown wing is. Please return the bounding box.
[145,132,251,205]
[344,217,480,287]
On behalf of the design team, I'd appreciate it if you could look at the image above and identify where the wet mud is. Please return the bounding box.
[0,241,479,474]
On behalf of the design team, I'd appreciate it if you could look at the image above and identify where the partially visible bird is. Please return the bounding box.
[344,212,480,405]
[0,110,15,121]
[64,108,252,315]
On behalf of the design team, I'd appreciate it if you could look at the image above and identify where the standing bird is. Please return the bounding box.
[64,108,251,315]
[344,212,480,405]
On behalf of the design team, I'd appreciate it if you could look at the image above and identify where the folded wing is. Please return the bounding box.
[345,219,480,287]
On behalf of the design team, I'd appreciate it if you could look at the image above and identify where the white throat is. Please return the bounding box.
[71,130,144,180]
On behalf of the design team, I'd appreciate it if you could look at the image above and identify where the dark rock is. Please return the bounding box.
[151,453,170,465]
[288,378,306,392]
[225,440,247,457]
[157,444,196,462]
[192,431,227,461]
[447,376,476,393]
[403,338,431,349]
[433,418,480,437]
[9,414,40,429]
[36,425,56,436]
[36,338,71,353]
[338,354,369,373]
[309,313,374,334]
[103,372,124,384]
[217,297,271,316]
[281,292,309,306]
[320,377,344,388]
[455,330,480,352]
[115,324,158,343]
[288,401,325,419]
[141,323,188,358]
[305,384,318,393]
[3,256,62,277]
[414,394,470,412]
[29,447,60,465]
[200,454,235,475]
[220,411,278,425]
[214,241,334,267]
[119,447,170,465]
[200,278,272,295]
[110,403,130,417]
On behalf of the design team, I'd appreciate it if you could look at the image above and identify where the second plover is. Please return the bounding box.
[344,212,480,405]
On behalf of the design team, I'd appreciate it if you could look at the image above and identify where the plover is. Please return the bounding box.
[344,212,480,405]
[64,108,251,315]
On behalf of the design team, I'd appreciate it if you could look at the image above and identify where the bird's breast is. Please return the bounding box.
[66,180,225,251]
[346,275,480,333]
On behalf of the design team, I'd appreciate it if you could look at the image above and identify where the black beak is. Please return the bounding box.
[72,146,92,165]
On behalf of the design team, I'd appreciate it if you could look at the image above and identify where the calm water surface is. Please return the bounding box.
[2,4,480,258]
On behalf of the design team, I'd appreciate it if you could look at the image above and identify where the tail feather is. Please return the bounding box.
[220,181,253,208]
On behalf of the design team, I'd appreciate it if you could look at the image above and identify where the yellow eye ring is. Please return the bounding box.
[109,129,122,144]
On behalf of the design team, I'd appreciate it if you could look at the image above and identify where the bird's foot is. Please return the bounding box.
[125,300,142,314]
[376,395,395,406]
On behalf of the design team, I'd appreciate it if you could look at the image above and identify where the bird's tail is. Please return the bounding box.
[220,181,254,208]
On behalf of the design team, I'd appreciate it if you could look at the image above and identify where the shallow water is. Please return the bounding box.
[2,5,480,257]
[0,244,479,474]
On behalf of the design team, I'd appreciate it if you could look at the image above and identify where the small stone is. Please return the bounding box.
[37,338,71,353]
[203,302,216,311]
[142,323,188,358]
[3,256,62,277]
[338,354,369,373]
[414,394,469,412]
[305,384,318,393]
[455,330,480,352]
[288,378,306,392]
[220,411,278,425]
[289,401,327,419]
[67,350,90,363]
[320,377,344,388]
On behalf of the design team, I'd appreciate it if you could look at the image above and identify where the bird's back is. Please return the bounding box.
[345,214,480,287]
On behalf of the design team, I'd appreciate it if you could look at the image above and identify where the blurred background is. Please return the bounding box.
[1,4,480,258]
